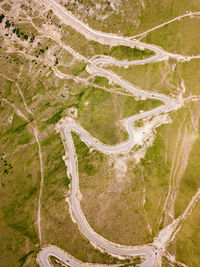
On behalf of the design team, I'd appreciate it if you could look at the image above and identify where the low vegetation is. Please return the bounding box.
[0,25,158,264]
[58,61,87,77]
[174,119,200,217]
[60,0,200,37]
[168,200,200,266]
[74,133,152,246]
[1,0,200,266]
[0,105,40,267]
[61,25,154,60]
[143,17,200,56]
[106,60,180,95]
[176,59,200,95]
[74,105,199,250]
[41,132,123,264]
[77,86,161,145]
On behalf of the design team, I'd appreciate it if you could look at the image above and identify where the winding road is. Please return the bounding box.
[37,0,197,266]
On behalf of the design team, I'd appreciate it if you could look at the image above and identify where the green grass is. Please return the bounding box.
[57,61,86,76]
[116,94,161,118]
[45,109,63,125]
[107,60,180,95]
[61,25,153,60]
[0,53,21,81]
[0,103,39,267]
[73,133,103,176]
[0,53,130,266]
[138,107,192,233]
[74,133,152,246]
[0,77,14,98]
[1,2,11,12]
[13,22,38,39]
[1,1,200,265]
[49,256,64,267]
[77,86,161,145]
[143,17,200,56]
[176,59,200,95]
[40,134,127,265]
[174,121,200,218]
[161,256,173,267]
[109,45,154,61]
[0,113,40,266]
[77,86,126,145]
[140,127,170,233]
[167,199,200,266]
[93,76,111,88]
[61,0,200,37]
[0,107,33,152]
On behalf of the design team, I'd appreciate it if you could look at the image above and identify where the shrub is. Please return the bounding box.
[0,14,5,23]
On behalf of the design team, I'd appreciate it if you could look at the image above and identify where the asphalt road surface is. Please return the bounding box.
[37,0,182,266]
